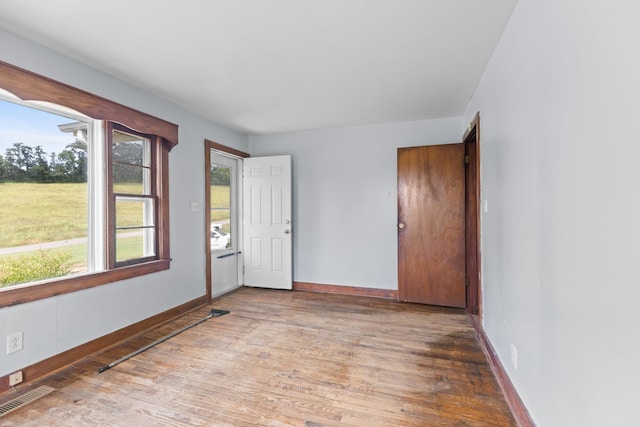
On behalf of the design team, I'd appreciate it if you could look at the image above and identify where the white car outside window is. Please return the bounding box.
[211,227,231,250]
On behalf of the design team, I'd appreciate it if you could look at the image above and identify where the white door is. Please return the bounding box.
[209,151,242,297]
[243,155,292,289]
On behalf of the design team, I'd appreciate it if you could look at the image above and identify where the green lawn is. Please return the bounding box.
[0,182,154,287]
[0,182,232,248]
[0,182,88,247]
[0,182,233,286]
[210,184,230,207]
[210,185,231,232]
[0,182,146,247]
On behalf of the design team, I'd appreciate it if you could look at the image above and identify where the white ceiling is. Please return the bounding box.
[0,0,516,135]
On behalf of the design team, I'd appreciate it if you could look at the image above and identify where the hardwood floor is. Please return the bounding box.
[0,288,515,426]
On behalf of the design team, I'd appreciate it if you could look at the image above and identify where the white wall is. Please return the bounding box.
[465,1,640,425]
[0,29,249,376]
[249,117,463,289]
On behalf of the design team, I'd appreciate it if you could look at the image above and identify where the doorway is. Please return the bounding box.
[204,140,248,300]
[204,142,293,298]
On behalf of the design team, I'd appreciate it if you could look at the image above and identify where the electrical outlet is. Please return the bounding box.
[510,343,518,370]
[9,371,23,386]
[7,332,23,354]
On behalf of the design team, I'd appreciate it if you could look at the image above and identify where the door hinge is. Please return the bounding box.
[464,155,470,164]
[465,276,470,287]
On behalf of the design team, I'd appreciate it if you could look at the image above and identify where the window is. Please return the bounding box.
[210,161,233,250]
[109,124,158,266]
[0,61,177,308]
[0,99,93,280]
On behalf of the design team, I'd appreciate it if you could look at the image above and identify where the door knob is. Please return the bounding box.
[398,223,406,229]
[284,229,291,234]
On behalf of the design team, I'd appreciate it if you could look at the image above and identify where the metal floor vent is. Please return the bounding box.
[0,386,55,417]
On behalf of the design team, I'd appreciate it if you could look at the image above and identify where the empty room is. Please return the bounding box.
[1,1,639,426]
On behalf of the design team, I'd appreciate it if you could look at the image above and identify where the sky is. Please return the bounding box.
[0,99,79,156]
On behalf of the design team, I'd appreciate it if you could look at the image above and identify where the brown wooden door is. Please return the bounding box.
[398,144,465,307]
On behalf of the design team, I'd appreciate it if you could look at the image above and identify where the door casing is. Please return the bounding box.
[204,140,249,301]
[464,113,481,315]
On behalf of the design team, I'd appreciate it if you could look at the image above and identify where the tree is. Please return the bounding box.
[112,141,143,183]
[0,154,8,182]
[3,143,30,181]
[55,147,85,183]
[210,165,231,185]
[29,145,51,182]
[1,140,87,183]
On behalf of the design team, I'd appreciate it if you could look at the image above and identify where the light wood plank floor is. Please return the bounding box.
[0,288,515,426]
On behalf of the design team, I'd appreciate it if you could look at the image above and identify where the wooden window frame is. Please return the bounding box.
[0,61,177,308]
[108,123,159,268]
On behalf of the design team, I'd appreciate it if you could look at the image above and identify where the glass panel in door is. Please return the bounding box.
[210,163,232,250]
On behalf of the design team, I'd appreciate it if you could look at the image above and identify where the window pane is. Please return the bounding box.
[112,129,151,198]
[114,196,155,263]
[112,131,148,166]
[209,161,232,250]
[115,197,154,229]
[116,228,155,263]
[0,99,90,288]
[210,165,230,209]
[113,163,149,195]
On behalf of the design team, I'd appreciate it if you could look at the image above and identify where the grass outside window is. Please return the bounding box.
[1,182,151,287]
